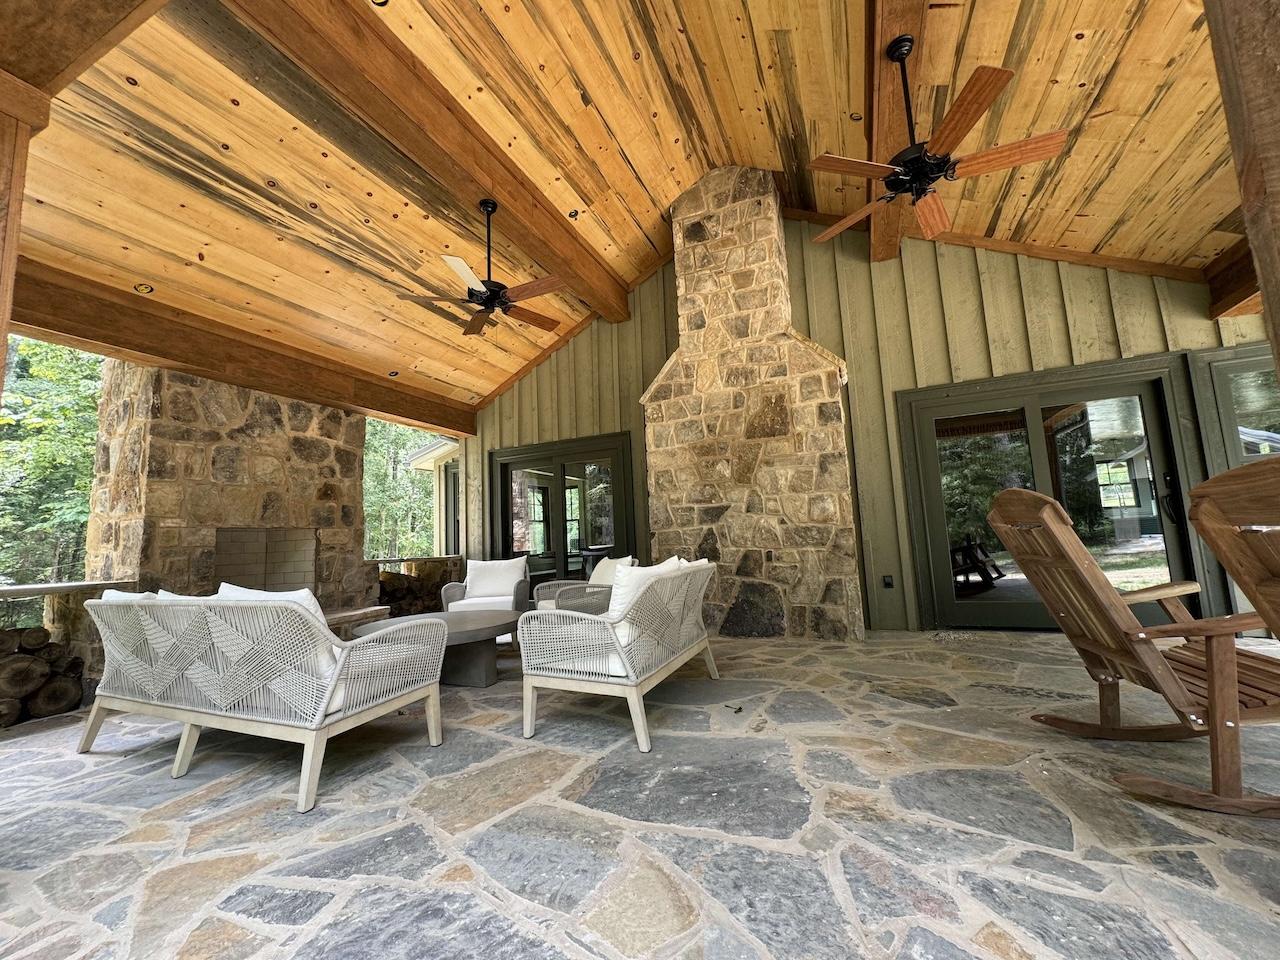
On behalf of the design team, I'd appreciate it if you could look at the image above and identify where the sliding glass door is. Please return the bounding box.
[911,380,1191,628]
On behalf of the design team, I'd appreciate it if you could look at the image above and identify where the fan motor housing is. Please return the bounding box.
[885,143,954,198]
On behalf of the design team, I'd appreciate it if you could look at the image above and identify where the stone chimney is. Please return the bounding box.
[641,167,862,641]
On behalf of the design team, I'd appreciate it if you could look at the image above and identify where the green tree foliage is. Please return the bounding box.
[0,337,103,586]
[363,418,438,559]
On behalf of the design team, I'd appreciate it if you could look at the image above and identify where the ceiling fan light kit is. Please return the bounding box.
[809,35,1070,245]
[400,198,566,337]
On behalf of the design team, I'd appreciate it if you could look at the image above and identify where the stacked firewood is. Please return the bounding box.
[0,626,85,728]
[378,570,444,618]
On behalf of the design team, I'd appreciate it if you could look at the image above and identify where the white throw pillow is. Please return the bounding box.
[100,589,157,601]
[606,556,680,622]
[464,556,527,599]
[157,589,204,600]
[589,555,633,586]
[678,558,712,568]
[216,582,326,622]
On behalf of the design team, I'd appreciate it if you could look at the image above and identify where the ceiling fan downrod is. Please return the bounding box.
[887,35,917,146]
[479,197,498,283]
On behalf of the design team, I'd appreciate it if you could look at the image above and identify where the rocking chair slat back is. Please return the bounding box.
[1190,458,1280,632]
[987,489,1193,708]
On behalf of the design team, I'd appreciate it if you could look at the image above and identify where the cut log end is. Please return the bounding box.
[0,654,53,700]
[27,676,83,718]
[0,698,20,728]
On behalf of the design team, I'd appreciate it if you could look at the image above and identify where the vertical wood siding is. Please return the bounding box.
[461,221,1265,630]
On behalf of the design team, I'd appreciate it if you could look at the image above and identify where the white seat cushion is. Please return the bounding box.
[100,589,157,601]
[536,598,557,611]
[448,595,516,612]
[588,555,633,586]
[606,556,680,623]
[543,653,629,679]
[157,589,204,600]
[464,557,526,599]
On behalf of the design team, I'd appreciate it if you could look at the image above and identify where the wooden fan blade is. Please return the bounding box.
[809,153,902,180]
[951,129,1069,179]
[463,309,492,336]
[442,254,485,292]
[926,66,1014,158]
[505,276,565,302]
[913,192,951,241]
[813,198,888,243]
[505,304,560,332]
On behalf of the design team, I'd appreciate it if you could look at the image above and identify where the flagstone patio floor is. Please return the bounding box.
[3,629,1280,959]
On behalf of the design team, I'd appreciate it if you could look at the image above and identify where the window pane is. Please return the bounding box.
[1228,368,1280,458]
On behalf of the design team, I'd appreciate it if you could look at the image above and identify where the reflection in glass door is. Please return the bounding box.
[920,384,1189,628]
[563,459,616,580]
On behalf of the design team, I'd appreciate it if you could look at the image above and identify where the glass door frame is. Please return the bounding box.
[899,352,1226,629]
[487,431,636,579]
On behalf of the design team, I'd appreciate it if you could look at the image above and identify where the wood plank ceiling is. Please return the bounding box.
[15,0,1241,424]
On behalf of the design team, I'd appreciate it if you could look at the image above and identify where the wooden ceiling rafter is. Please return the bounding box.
[1206,237,1262,320]
[10,257,476,435]
[219,0,630,326]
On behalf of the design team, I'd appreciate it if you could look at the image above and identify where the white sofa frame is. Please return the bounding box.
[82,599,447,811]
[517,564,716,751]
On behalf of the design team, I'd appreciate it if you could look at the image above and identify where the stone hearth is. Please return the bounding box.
[642,167,862,641]
[84,362,376,611]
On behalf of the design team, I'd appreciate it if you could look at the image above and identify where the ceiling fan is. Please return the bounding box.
[809,34,1070,244]
[398,198,565,336]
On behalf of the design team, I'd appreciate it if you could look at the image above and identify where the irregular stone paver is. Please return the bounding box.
[804,749,879,788]
[276,823,443,880]
[891,769,1074,850]
[898,927,980,959]
[6,631,1280,960]
[0,808,127,871]
[962,872,1175,959]
[410,749,577,833]
[867,681,956,709]
[570,735,810,839]
[841,843,958,924]
[582,854,698,956]
[1011,850,1109,892]
[464,805,622,911]
[218,884,333,925]
[293,885,566,959]
[646,833,860,959]
[766,690,845,724]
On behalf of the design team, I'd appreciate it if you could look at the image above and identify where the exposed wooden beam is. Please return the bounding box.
[10,258,476,436]
[2,1,169,94]
[930,231,1205,283]
[0,115,32,393]
[1203,0,1280,367]
[1206,237,1263,319]
[221,0,630,326]
[0,70,51,131]
[869,0,928,262]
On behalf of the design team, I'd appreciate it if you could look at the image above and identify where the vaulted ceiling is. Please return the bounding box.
[12,0,1242,423]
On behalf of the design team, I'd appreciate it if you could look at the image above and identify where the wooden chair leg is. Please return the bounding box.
[297,732,328,813]
[1099,681,1121,729]
[425,685,443,747]
[702,642,720,680]
[522,677,538,738]
[625,688,651,753]
[1206,633,1244,799]
[171,723,201,778]
[76,700,110,754]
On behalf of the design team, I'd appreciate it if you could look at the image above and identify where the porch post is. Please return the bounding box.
[1203,0,1280,368]
[0,83,37,396]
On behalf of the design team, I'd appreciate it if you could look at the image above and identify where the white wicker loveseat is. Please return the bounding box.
[82,597,447,811]
[518,561,716,751]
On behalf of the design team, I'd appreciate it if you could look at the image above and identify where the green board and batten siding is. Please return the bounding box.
[460,222,1267,630]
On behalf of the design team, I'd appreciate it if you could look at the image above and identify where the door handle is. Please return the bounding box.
[1159,471,1181,525]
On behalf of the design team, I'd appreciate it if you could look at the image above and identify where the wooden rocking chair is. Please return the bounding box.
[988,485,1279,817]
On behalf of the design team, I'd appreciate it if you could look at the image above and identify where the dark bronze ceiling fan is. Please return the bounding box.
[809,35,1070,244]
[398,198,564,336]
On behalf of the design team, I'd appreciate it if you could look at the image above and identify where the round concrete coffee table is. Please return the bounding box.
[353,610,520,687]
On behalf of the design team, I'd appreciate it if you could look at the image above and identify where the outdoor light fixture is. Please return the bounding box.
[133,283,154,294]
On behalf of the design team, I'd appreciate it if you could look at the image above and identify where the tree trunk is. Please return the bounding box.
[26,675,82,718]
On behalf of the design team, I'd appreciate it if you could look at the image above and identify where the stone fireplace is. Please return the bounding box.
[642,166,862,641]
[85,361,376,610]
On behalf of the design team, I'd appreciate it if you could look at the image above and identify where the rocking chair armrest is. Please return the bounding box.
[1129,611,1268,641]
[1119,581,1201,605]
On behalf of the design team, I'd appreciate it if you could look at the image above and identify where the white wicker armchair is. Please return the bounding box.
[82,598,447,811]
[518,563,716,751]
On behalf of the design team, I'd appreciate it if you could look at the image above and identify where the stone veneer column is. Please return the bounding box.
[84,360,377,611]
[641,166,863,641]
